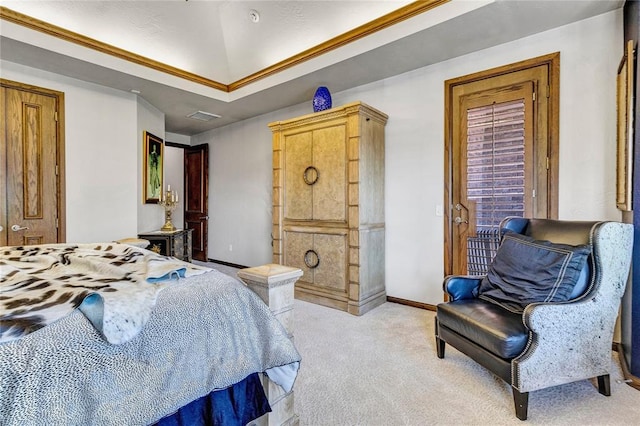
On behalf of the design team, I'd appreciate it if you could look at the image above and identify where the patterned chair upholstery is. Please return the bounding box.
[435,218,633,420]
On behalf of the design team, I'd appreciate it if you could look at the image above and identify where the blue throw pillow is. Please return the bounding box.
[478,232,591,313]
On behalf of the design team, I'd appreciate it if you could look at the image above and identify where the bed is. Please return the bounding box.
[0,243,301,425]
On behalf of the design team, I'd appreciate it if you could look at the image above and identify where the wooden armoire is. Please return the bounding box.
[269,101,388,315]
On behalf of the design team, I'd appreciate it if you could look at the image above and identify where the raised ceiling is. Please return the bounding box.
[0,0,624,136]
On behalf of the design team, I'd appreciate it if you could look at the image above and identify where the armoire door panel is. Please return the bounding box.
[312,125,347,222]
[284,131,313,220]
[283,230,347,293]
[312,233,347,292]
[283,231,315,284]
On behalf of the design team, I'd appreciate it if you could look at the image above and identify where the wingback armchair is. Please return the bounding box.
[435,218,633,420]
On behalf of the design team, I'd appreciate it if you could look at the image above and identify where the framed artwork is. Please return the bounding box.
[143,131,163,204]
[617,40,635,211]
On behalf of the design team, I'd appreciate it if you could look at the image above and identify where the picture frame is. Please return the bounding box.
[143,131,163,204]
[617,40,635,211]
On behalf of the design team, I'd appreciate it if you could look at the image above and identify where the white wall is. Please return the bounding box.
[192,115,275,265]
[166,132,191,146]
[136,97,165,232]
[1,60,139,242]
[193,10,623,305]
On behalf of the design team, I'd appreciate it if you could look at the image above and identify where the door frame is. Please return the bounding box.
[1,78,66,244]
[443,53,560,277]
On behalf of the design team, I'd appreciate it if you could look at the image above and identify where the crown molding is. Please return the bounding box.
[0,6,229,92]
[227,0,450,91]
[1,0,449,93]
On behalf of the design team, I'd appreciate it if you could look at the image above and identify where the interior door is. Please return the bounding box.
[184,144,209,261]
[1,80,63,246]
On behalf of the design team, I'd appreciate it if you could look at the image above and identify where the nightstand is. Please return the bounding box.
[137,229,193,262]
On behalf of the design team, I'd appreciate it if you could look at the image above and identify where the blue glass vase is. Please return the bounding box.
[312,86,332,112]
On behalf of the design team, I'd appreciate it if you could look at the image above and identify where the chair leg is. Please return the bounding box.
[512,388,529,421]
[436,336,445,358]
[597,374,611,396]
[435,320,445,358]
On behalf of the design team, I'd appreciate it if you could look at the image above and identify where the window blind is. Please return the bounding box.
[466,99,526,231]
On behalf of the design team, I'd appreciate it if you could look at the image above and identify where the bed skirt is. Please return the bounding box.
[154,373,271,426]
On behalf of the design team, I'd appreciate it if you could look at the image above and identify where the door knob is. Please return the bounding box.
[0,225,3,232]
[11,224,29,231]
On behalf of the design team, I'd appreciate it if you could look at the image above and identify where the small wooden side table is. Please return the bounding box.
[138,229,193,262]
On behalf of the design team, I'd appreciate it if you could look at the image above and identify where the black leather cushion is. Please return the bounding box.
[478,232,591,313]
[437,299,528,359]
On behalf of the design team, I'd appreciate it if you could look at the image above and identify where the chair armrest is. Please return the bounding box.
[443,275,482,301]
[523,300,598,332]
[514,299,618,392]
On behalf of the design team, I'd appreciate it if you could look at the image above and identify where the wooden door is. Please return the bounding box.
[452,83,535,274]
[184,144,208,261]
[1,80,64,246]
[445,54,559,277]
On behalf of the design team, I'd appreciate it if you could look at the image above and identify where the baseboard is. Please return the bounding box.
[386,296,436,312]
[614,342,640,391]
[207,258,249,270]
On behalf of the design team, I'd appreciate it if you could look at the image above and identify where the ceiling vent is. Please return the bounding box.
[187,110,221,121]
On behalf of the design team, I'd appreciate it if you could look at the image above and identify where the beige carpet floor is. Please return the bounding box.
[201,261,640,425]
[292,300,640,426]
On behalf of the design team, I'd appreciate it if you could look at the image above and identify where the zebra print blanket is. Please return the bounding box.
[0,243,210,344]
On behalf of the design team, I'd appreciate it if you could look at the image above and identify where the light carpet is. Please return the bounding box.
[202,262,640,425]
[292,300,640,426]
